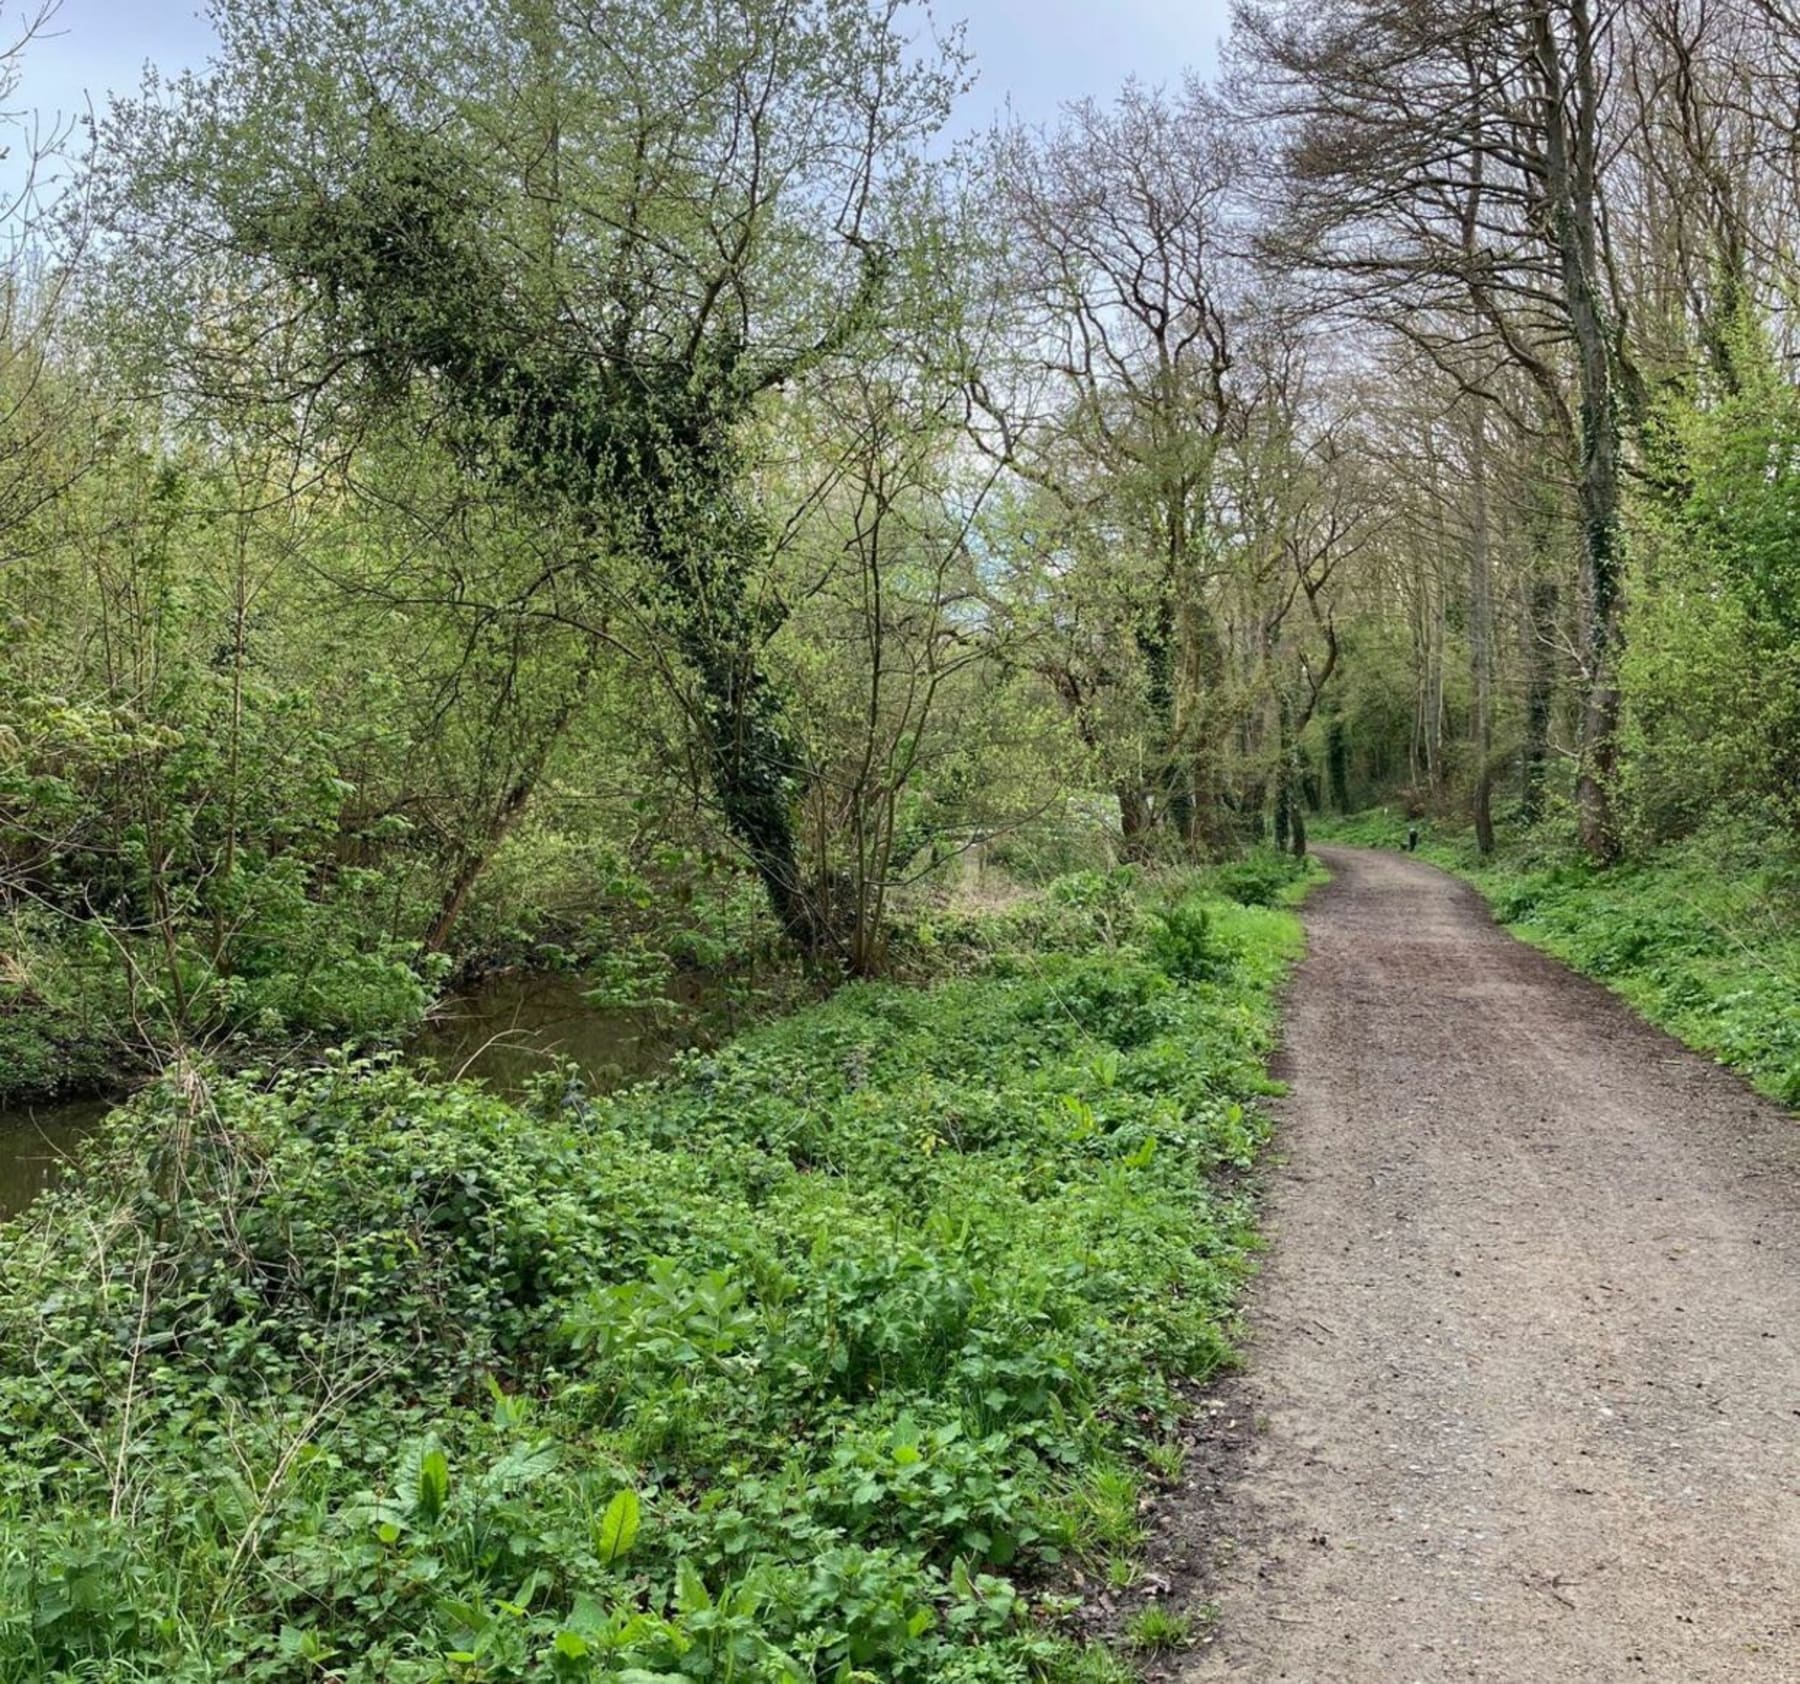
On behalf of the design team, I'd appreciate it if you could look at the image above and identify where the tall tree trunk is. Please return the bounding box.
[1467,402,1496,857]
[1118,787,1154,858]
[1413,559,1446,797]
[1529,0,1624,862]
[426,777,535,955]
[1326,712,1352,813]
[1521,574,1558,822]
[1275,692,1307,856]
[1139,592,1193,846]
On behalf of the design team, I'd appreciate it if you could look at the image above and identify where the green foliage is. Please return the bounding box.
[1626,328,1800,839]
[1123,1605,1196,1653]
[1309,808,1412,851]
[0,876,1306,1681]
[1473,836,1800,1108]
[0,458,451,1101]
[1147,897,1228,983]
[0,1007,109,1103]
[458,833,785,999]
[1204,849,1313,909]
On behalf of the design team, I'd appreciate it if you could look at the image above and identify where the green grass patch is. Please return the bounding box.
[1122,1604,1199,1654]
[1315,808,1800,1108]
[0,874,1306,1683]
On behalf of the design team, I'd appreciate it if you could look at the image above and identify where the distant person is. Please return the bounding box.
[1407,825,1420,853]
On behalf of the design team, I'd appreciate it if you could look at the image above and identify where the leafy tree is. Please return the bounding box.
[96,0,965,950]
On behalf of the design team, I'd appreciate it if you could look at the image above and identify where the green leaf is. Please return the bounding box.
[675,1558,713,1614]
[596,1488,642,1565]
[417,1445,450,1523]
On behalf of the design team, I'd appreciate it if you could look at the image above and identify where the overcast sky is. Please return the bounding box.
[5,0,1236,140]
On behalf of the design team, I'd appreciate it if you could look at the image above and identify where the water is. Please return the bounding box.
[407,970,730,1098]
[0,1097,111,1220]
[0,970,745,1220]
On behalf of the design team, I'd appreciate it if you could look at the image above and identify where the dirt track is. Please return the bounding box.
[1180,846,1800,1682]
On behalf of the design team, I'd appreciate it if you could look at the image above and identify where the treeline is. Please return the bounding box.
[4,0,1797,1094]
[1234,0,1800,859]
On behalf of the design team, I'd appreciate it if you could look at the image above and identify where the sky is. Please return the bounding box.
[3,0,1236,144]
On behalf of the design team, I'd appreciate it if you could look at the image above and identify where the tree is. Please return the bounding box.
[96,0,965,952]
[979,80,1244,852]
[1236,0,1636,859]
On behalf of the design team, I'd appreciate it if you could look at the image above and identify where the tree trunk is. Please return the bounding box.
[1274,692,1305,856]
[1119,787,1154,858]
[424,664,596,955]
[1529,0,1624,863]
[426,777,533,955]
[1467,401,1496,858]
[1413,561,1446,798]
[1138,594,1191,846]
[1521,574,1557,822]
[1326,714,1351,813]
[1181,593,1229,853]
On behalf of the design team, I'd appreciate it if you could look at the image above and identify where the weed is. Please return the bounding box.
[1144,1439,1187,1484]
[1125,1605,1194,1651]
[0,872,1309,1682]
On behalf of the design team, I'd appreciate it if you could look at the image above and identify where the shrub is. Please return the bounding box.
[1148,897,1230,983]
[0,877,1307,1683]
[1208,848,1308,908]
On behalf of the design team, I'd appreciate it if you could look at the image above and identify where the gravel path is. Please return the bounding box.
[1180,846,1800,1682]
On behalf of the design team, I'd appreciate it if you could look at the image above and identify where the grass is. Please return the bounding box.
[0,866,1311,1684]
[1122,1605,1197,1653]
[1314,807,1800,1108]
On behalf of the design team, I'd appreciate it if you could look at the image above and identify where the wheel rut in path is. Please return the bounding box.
[1179,846,1800,1683]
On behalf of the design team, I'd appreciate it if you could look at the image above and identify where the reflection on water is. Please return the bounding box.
[0,970,738,1220]
[0,1098,111,1220]
[407,970,729,1099]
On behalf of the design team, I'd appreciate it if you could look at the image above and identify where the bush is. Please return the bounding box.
[0,879,1306,1683]
[1207,848,1309,908]
[1148,896,1230,982]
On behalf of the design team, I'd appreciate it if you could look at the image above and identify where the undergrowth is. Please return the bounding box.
[1315,807,1800,1107]
[0,871,1307,1683]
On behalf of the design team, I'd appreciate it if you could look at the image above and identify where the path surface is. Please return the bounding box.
[1181,847,1800,1683]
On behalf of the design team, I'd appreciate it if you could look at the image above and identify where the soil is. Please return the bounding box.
[1163,846,1800,1682]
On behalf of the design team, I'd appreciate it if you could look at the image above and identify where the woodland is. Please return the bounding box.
[0,0,1797,1678]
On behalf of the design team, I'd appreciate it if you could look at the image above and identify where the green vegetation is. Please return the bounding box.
[4,0,1799,1671]
[1122,1606,1199,1654]
[0,874,1307,1682]
[2,0,1366,1110]
[1318,810,1800,1108]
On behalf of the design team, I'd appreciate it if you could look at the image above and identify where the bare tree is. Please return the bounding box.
[979,79,1245,851]
[1235,0,1636,858]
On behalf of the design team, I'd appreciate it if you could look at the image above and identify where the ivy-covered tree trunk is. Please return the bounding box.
[1138,594,1194,845]
[1326,713,1352,813]
[1466,402,1496,858]
[1521,574,1558,821]
[1118,788,1154,858]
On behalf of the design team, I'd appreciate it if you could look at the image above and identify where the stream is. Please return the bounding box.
[0,970,738,1220]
